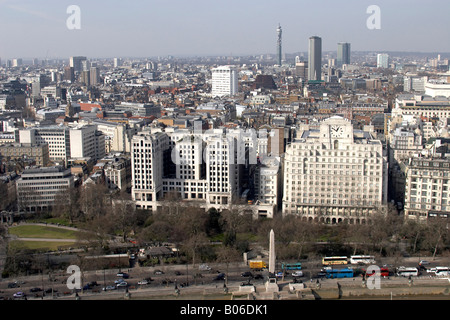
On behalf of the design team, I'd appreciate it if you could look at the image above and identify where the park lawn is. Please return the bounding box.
[8,225,78,239]
[8,240,77,252]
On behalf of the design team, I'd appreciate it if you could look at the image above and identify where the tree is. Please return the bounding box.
[78,183,109,220]
[111,192,137,242]
[400,219,426,254]
[53,187,81,224]
[216,246,241,286]
[422,219,449,260]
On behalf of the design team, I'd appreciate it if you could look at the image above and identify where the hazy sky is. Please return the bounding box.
[1,0,449,60]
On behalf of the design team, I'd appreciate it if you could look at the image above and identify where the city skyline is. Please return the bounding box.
[1,0,450,60]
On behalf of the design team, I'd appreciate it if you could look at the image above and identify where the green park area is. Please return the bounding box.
[7,224,79,251]
[8,224,78,239]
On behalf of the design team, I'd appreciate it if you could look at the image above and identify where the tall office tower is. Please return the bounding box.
[276,24,282,66]
[377,53,389,68]
[12,58,23,67]
[69,56,87,73]
[89,66,100,85]
[81,59,91,72]
[211,65,238,97]
[64,66,75,82]
[337,42,351,67]
[80,70,90,86]
[282,116,388,224]
[308,36,322,81]
[131,131,170,211]
[204,134,239,207]
[113,57,122,68]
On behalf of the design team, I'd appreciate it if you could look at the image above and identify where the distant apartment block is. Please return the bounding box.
[377,53,389,68]
[211,66,238,98]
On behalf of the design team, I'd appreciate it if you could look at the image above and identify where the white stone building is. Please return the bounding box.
[282,116,388,224]
[211,65,238,98]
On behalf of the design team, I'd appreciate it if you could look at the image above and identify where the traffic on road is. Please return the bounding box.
[1,255,449,300]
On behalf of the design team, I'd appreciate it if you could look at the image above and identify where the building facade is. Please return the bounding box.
[0,143,50,167]
[404,157,450,221]
[211,66,238,98]
[337,42,351,67]
[308,36,322,81]
[16,166,74,212]
[377,54,389,68]
[282,116,388,224]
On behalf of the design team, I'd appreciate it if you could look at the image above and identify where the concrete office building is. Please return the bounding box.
[19,126,71,164]
[131,126,282,217]
[308,36,322,81]
[16,166,74,212]
[69,124,105,162]
[69,56,87,73]
[282,116,388,224]
[337,42,351,67]
[131,130,170,211]
[211,65,238,97]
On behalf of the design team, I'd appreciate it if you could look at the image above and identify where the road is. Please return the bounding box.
[1,255,449,300]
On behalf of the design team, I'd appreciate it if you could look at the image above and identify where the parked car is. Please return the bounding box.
[13,292,25,299]
[116,272,129,278]
[199,264,211,271]
[115,278,126,284]
[214,273,225,281]
[254,274,264,280]
[154,270,164,275]
[241,271,253,278]
[102,285,116,291]
[419,260,430,266]
[292,271,304,277]
[138,280,149,285]
[116,282,128,288]
[30,287,42,293]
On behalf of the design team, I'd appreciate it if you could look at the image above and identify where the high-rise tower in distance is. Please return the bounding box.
[276,24,282,66]
[308,36,322,81]
[337,42,351,67]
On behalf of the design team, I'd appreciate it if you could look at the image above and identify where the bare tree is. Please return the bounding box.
[110,192,137,242]
[216,246,241,286]
[53,187,81,224]
[422,219,449,260]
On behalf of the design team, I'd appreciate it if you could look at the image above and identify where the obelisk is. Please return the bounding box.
[269,229,275,274]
